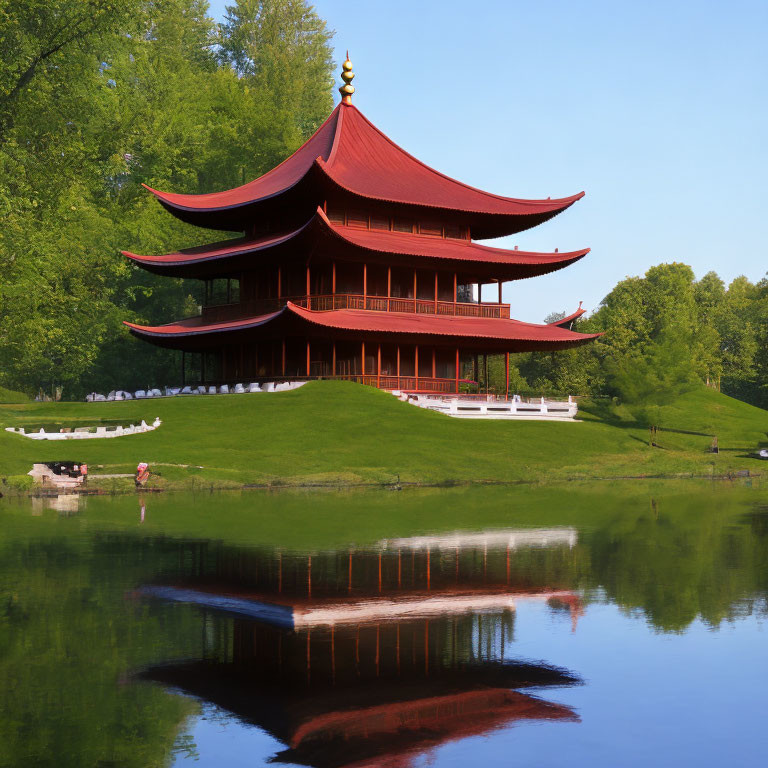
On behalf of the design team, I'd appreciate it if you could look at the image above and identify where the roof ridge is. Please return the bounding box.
[346,105,584,208]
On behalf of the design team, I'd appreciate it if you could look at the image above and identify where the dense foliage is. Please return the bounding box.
[487,263,768,412]
[0,0,334,398]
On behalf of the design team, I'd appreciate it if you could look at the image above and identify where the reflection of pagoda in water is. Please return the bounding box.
[140,528,582,766]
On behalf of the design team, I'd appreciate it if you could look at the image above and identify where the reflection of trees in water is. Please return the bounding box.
[146,501,768,636]
[0,530,199,768]
[585,498,768,631]
[2,487,767,766]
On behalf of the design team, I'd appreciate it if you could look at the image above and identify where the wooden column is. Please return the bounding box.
[434,271,438,313]
[361,341,365,377]
[498,280,502,304]
[377,344,381,388]
[363,263,367,308]
[415,345,419,389]
[306,340,311,378]
[332,341,336,376]
[431,348,436,379]
[453,272,458,307]
[505,351,510,399]
[387,266,391,310]
[396,345,401,386]
[281,339,286,376]
[413,269,417,308]
[306,265,311,309]
[455,348,460,393]
[332,261,336,297]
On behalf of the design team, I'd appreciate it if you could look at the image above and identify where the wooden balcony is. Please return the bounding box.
[202,294,511,323]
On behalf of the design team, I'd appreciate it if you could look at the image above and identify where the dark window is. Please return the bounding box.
[444,223,466,239]
[392,218,415,233]
[370,213,391,231]
[347,210,369,229]
[419,221,443,237]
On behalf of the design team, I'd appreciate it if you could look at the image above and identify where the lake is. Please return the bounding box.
[1,482,766,767]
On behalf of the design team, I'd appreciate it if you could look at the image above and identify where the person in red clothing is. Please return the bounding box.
[80,463,88,487]
[135,462,150,488]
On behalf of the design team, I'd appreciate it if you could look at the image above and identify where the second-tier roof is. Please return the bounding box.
[123,208,589,281]
[142,102,583,238]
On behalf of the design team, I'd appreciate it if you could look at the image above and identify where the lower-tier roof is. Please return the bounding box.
[125,302,601,353]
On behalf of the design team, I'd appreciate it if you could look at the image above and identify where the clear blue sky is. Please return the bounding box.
[208,0,767,322]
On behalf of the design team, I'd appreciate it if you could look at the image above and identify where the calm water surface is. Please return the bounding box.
[1,483,766,767]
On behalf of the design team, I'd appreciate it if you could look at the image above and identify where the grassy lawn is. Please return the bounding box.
[0,381,766,491]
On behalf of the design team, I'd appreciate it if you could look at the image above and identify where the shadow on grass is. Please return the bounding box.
[581,400,713,437]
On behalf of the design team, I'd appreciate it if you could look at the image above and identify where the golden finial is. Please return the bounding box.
[339,51,355,104]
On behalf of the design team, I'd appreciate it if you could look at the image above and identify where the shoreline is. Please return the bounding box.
[2,468,761,499]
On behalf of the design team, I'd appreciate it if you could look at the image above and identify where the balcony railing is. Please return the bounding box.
[202,294,511,323]
[194,374,462,393]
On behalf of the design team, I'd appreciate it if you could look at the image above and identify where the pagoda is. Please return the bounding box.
[124,55,599,394]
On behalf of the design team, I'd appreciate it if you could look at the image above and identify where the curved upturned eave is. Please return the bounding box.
[285,302,603,345]
[318,210,590,277]
[123,206,589,280]
[139,104,344,213]
[124,303,603,353]
[121,220,314,278]
[139,102,584,238]
[548,304,586,328]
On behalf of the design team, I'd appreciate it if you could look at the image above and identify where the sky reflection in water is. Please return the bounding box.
[1,484,766,767]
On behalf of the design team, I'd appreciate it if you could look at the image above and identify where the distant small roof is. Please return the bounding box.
[123,208,589,281]
[547,303,586,329]
[142,103,583,238]
[124,302,602,352]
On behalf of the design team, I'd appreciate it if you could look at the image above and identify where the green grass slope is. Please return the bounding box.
[0,381,766,489]
[0,387,30,404]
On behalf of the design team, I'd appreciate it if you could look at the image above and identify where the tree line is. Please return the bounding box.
[0,0,334,398]
[491,263,767,411]
[1,1,765,409]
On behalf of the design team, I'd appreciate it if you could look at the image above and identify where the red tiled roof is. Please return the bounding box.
[142,104,582,238]
[124,303,601,350]
[287,302,599,344]
[141,107,341,210]
[548,303,586,328]
[123,208,589,280]
[124,310,282,337]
